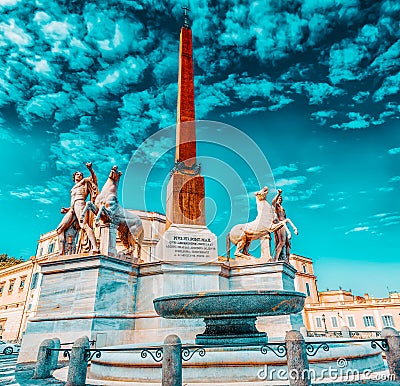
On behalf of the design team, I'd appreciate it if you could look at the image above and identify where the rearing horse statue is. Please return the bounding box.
[226,186,297,259]
[81,166,144,259]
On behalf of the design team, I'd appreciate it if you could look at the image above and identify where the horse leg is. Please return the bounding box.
[242,239,251,255]
[81,202,96,224]
[95,206,106,224]
[234,233,247,257]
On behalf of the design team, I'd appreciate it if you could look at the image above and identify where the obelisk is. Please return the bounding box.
[165,6,205,229]
[161,7,217,263]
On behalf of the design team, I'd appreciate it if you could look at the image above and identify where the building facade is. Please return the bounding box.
[290,254,400,335]
[0,259,34,341]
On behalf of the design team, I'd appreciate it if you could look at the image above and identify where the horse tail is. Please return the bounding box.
[226,232,231,259]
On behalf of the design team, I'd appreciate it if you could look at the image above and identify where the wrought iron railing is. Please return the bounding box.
[60,339,96,347]
[49,337,389,364]
[307,330,382,339]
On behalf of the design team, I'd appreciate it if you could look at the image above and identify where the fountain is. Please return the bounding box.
[154,290,306,345]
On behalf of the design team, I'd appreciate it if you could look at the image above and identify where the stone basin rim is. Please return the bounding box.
[154,289,306,301]
[153,290,306,319]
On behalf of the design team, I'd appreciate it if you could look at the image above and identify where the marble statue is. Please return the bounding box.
[56,162,99,255]
[226,186,291,259]
[81,166,144,259]
[272,189,298,262]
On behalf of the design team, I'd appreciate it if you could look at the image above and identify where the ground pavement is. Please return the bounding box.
[0,354,64,386]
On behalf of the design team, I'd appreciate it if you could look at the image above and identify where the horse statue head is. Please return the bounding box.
[255,186,268,201]
[109,165,123,183]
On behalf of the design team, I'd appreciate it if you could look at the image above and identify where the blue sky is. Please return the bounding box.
[0,0,399,297]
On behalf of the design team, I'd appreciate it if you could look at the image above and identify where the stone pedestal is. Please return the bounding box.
[99,223,117,257]
[260,234,272,260]
[18,254,137,363]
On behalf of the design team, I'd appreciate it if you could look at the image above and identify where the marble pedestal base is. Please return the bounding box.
[18,254,137,363]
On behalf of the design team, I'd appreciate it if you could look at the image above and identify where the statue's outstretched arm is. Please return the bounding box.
[86,162,98,187]
[271,189,282,206]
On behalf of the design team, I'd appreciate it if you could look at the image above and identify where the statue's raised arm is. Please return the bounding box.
[272,188,282,207]
[85,162,99,203]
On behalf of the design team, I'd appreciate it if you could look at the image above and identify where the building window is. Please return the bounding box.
[0,319,5,339]
[30,273,39,289]
[347,316,355,328]
[302,265,307,273]
[305,283,311,297]
[331,316,338,328]
[0,284,4,296]
[19,277,26,290]
[39,247,43,257]
[48,243,54,254]
[8,281,15,293]
[363,316,375,327]
[382,315,394,327]
[316,317,322,328]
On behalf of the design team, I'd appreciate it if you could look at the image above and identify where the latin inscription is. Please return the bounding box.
[166,234,217,260]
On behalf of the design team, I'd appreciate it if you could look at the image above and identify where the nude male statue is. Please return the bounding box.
[56,162,99,254]
[272,189,295,262]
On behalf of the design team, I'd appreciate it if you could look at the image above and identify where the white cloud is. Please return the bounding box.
[276,176,307,187]
[306,165,323,173]
[304,203,326,209]
[272,163,298,176]
[0,19,32,47]
[42,20,72,40]
[346,226,369,234]
[388,147,400,155]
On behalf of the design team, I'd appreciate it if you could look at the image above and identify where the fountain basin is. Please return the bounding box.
[154,290,305,345]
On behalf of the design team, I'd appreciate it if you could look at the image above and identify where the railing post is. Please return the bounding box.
[285,330,311,386]
[341,326,351,338]
[382,327,400,380]
[50,337,60,372]
[162,334,182,386]
[66,336,90,386]
[33,338,55,379]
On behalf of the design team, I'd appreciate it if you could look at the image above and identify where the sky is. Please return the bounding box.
[0,0,399,297]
